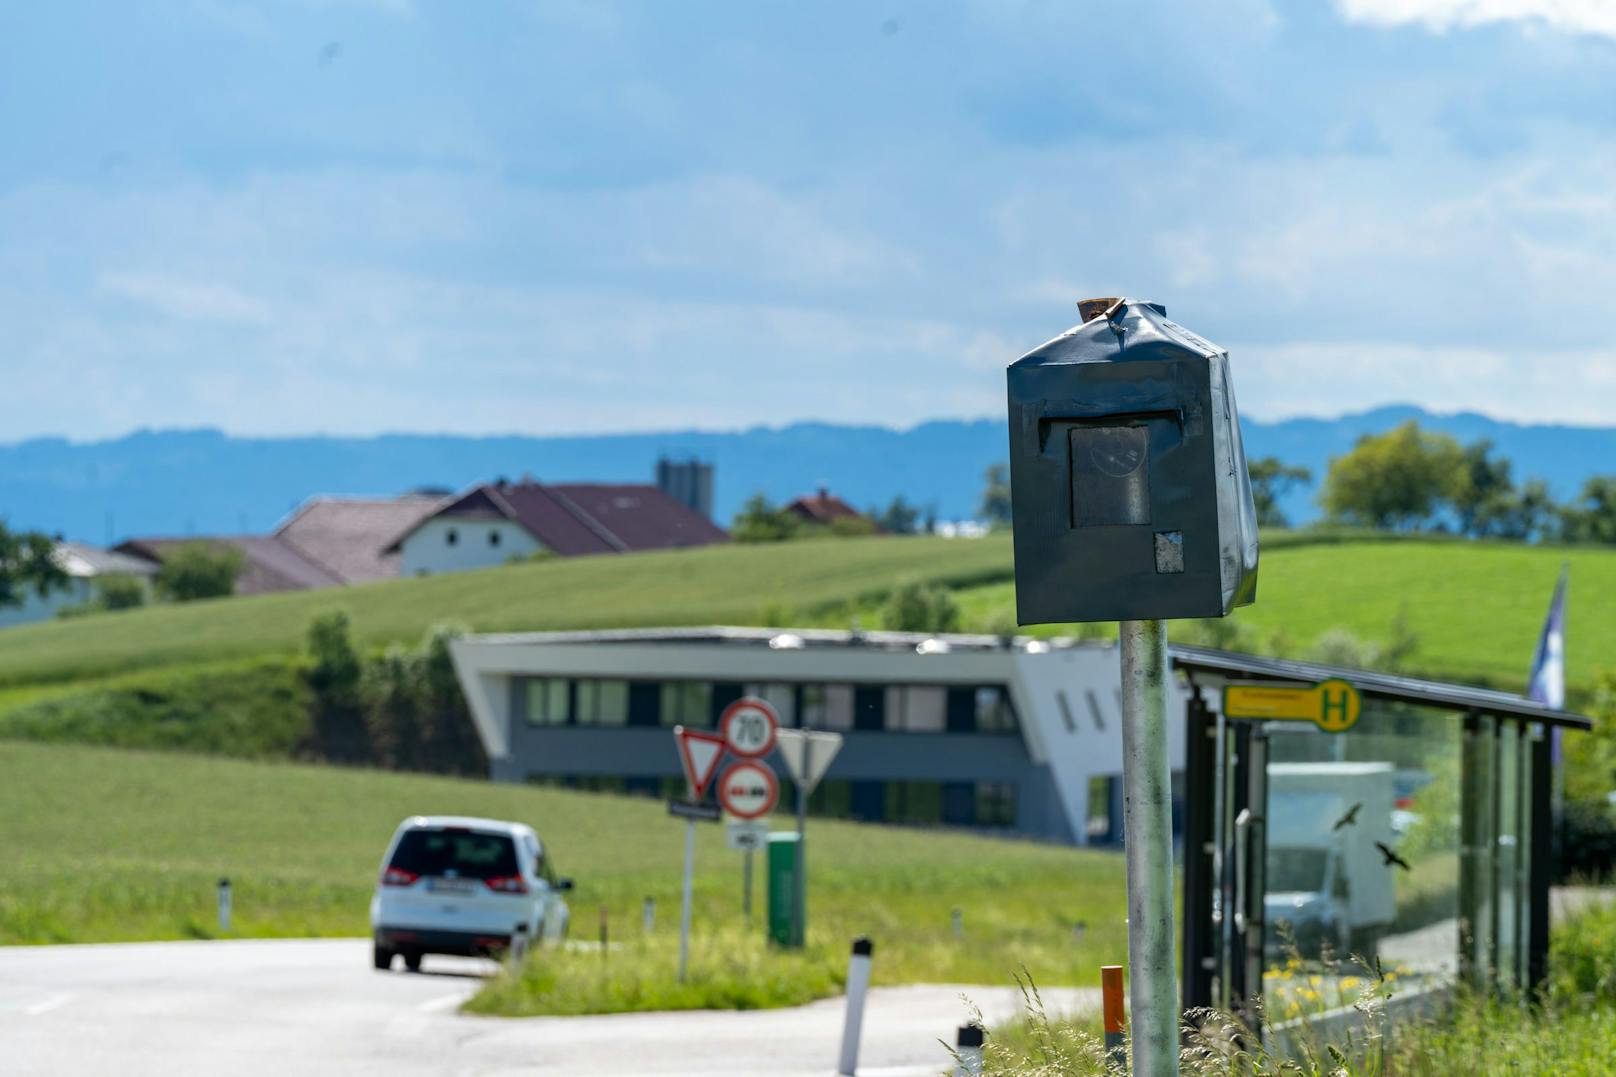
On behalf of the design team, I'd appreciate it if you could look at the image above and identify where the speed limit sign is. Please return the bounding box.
[719,697,779,758]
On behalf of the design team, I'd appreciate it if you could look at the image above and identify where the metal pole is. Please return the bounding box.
[678,817,695,981]
[743,848,754,926]
[793,737,812,948]
[1119,619,1177,1077]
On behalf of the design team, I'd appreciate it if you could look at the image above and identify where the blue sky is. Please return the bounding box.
[4,0,1615,440]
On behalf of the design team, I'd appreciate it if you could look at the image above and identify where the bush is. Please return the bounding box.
[1557,799,1616,883]
[304,611,369,763]
[0,659,311,757]
[881,580,961,633]
[154,542,244,602]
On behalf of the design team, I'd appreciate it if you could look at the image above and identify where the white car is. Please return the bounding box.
[369,815,572,972]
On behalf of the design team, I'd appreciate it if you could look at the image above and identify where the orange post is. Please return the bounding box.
[1101,965,1127,1070]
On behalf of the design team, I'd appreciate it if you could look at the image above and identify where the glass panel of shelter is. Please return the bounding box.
[1202,697,1545,1032]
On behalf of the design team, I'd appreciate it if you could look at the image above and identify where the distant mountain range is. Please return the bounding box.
[3,406,1613,544]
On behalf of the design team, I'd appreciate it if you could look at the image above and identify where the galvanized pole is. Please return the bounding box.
[793,737,812,947]
[1119,619,1178,1076]
[743,848,754,926]
[678,817,695,981]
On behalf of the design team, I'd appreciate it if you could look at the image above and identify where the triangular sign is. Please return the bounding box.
[674,727,727,799]
[774,729,843,794]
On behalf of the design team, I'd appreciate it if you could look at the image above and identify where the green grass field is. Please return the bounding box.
[0,741,1131,1006]
[952,537,1614,696]
[0,534,1015,692]
[2,533,1609,709]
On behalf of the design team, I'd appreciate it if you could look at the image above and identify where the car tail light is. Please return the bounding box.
[484,875,528,894]
[381,866,419,887]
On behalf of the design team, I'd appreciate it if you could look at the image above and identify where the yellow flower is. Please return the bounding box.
[1340,976,1362,992]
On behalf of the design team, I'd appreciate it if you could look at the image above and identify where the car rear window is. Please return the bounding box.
[389,828,518,880]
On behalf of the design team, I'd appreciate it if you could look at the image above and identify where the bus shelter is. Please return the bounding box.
[1173,645,1591,1034]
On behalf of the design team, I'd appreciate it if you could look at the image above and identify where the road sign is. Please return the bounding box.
[1223,678,1362,733]
[717,760,779,820]
[719,697,779,758]
[775,729,843,793]
[673,726,727,798]
[726,819,769,850]
[667,798,722,822]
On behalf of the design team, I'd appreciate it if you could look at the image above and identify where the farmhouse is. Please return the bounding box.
[385,479,728,577]
[0,541,158,628]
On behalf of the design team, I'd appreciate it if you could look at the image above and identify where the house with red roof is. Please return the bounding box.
[383,479,728,577]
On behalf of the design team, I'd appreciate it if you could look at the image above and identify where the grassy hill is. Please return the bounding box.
[954,537,1614,696]
[0,534,1012,693]
[0,740,1128,998]
[0,532,1609,743]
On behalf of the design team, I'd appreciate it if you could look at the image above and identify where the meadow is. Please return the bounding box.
[0,741,1131,1005]
[2,532,1611,751]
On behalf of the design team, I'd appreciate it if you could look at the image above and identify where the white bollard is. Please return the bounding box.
[643,896,655,934]
[217,877,232,935]
[954,1025,985,1076]
[837,937,874,1076]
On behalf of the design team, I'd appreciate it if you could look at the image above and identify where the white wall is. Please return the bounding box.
[0,578,95,629]
[400,517,541,577]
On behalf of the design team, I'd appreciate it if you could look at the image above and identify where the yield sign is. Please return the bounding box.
[674,726,726,799]
[774,729,843,794]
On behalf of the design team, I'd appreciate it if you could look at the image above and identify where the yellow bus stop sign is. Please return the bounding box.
[1221,678,1362,733]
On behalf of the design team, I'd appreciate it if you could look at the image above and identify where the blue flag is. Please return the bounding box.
[1529,567,1568,734]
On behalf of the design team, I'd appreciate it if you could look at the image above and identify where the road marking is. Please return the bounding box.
[23,993,73,1017]
[416,993,467,1014]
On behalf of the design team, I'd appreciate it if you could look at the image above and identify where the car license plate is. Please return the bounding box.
[427,877,476,894]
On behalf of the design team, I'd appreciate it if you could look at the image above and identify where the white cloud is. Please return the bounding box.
[97,273,272,326]
[1231,340,1616,425]
[1338,0,1616,40]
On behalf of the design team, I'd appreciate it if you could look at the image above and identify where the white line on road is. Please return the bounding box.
[23,993,73,1017]
[416,993,468,1014]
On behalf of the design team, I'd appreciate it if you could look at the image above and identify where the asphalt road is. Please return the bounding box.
[0,939,1097,1076]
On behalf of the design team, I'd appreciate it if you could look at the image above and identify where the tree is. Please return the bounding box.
[1490,478,1558,542]
[979,464,1012,528]
[363,644,424,771]
[730,493,800,543]
[1246,457,1312,529]
[305,610,369,763]
[0,523,68,610]
[880,580,961,633]
[1452,439,1518,538]
[1559,475,1616,544]
[875,496,921,536]
[1319,421,1465,531]
[154,542,244,602]
[417,622,486,776]
[94,573,147,611]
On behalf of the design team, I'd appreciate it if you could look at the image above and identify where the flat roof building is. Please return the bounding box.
[449,626,1193,844]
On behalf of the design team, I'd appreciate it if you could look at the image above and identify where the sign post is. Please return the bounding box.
[774,729,843,948]
[1006,298,1261,1076]
[671,726,725,982]
[1222,679,1362,732]
[719,698,780,932]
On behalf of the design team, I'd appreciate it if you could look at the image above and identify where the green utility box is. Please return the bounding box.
[767,832,803,947]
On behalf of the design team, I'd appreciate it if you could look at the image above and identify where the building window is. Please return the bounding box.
[976,686,1018,733]
[975,781,1017,827]
[885,781,945,825]
[885,686,946,732]
[524,678,569,726]
[489,529,502,547]
[743,683,796,727]
[660,681,714,728]
[575,679,629,726]
[446,528,459,546]
[801,684,854,731]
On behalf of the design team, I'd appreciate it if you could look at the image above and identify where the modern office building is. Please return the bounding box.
[449,626,1193,844]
